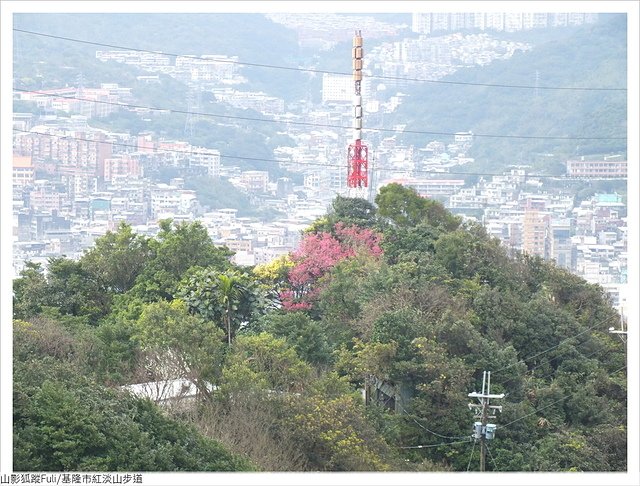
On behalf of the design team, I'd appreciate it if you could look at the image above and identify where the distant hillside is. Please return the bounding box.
[13,13,627,176]
[13,13,307,173]
[389,14,627,172]
[13,13,306,100]
[14,13,300,65]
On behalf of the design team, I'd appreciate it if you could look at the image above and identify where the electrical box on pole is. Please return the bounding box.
[468,371,504,471]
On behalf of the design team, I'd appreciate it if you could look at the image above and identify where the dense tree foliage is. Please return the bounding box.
[81,222,153,294]
[13,190,626,472]
[132,300,227,399]
[178,268,268,344]
[130,219,233,302]
[13,318,251,471]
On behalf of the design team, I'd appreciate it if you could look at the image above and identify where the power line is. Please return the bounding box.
[492,313,621,375]
[468,370,504,471]
[467,440,477,471]
[400,405,469,440]
[497,394,568,430]
[13,88,627,141]
[11,128,628,181]
[393,338,624,457]
[485,441,499,471]
[398,438,471,449]
[13,28,627,92]
[496,364,626,431]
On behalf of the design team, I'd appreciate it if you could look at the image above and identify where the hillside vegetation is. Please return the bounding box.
[13,189,627,472]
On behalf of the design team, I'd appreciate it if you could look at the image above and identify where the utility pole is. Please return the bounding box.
[609,314,627,341]
[468,370,504,471]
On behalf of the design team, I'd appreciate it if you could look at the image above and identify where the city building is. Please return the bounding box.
[13,155,34,188]
[189,147,221,178]
[381,178,465,199]
[566,157,627,178]
[409,12,597,35]
[240,171,270,193]
[550,218,575,270]
[522,209,551,258]
[103,154,142,182]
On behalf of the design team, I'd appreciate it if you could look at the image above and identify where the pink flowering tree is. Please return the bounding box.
[281,223,383,311]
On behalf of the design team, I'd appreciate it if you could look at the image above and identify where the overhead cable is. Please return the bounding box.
[11,129,628,181]
[13,28,627,92]
[13,88,627,141]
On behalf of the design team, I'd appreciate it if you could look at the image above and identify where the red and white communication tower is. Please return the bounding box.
[347,30,368,197]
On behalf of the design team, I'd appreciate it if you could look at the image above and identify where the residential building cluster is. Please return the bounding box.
[95,51,242,86]
[368,32,531,84]
[411,12,599,35]
[435,166,627,316]
[15,84,133,118]
[212,88,285,116]
[265,13,402,50]
[11,110,331,276]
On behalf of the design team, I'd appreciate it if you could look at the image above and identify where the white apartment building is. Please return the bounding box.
[150,184,197,217]
[412,13,431,34]
[176,55,238,82]
[410,13,596,34]
[503,13,523,32]
[382,178,465,198]
[213,89,284,115]
[190,147,221,178]
[239,171,269,193]
[523,13,549,30]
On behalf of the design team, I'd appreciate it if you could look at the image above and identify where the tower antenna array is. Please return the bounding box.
[347,30,368,197]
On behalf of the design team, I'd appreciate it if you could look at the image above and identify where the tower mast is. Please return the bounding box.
[347,30,368,197]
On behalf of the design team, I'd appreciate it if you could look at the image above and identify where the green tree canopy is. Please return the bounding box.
[178,268,266,344]
[13,317,251,472]
[131,219,232,301]
[375,183,460,231]
[80,222,152,294]
[13,257,108,321]
[133,299,226,399]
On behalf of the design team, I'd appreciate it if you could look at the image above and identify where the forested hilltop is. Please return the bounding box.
[13,187,626,472]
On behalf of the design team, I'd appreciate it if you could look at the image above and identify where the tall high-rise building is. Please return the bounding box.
[449,13,469,31]
[551,219,575,270]
[523,209,551,258]
[523,13,549,30]
[485,13,505,31]
[411,11,597,34]
[431,13,450,32]
[474,13,487,30]
[551,13,568,27]
[411,13,431,34]
[504,13,523,32]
